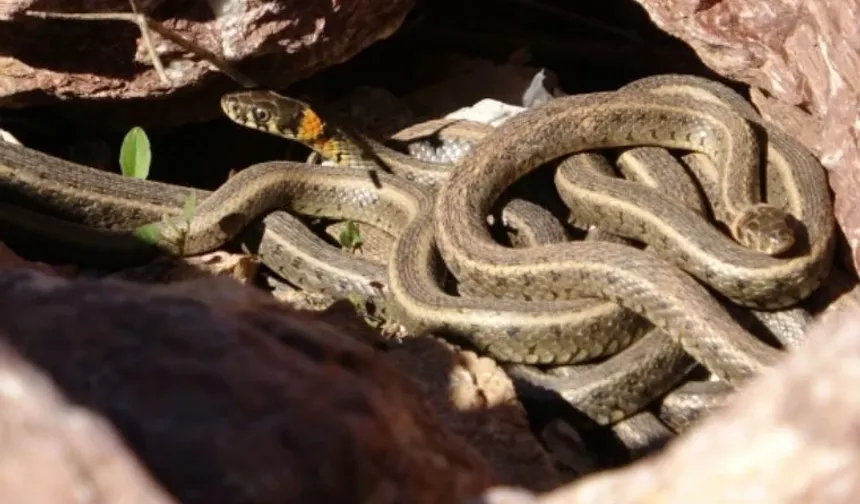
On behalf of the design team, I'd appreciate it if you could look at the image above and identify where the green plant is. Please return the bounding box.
[118,126,197,252]
[133,190,197,252]
[338,220,364,253]
[119,126,151,179]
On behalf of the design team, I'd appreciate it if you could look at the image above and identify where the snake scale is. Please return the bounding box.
[0,74,835,431]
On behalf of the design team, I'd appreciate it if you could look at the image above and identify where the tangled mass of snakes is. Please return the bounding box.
[0,74,838,434]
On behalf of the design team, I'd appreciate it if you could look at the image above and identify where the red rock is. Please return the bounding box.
[0,267,494,504]
[0,0,414,126]
[476,306,860,504]
[631,0,860,274]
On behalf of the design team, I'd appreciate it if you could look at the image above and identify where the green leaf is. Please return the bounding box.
[133,223,162,244]
[119,126,152,179]
[338,220,363,251]
[182,191,197,221]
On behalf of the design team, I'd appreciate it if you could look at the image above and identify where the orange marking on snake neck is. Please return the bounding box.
[295,108,325,142]
[295,107,339,159]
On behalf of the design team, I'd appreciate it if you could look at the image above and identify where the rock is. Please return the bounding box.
[0,335,179,504]
[474,306,860,504]
[388,337,562,493]
[630,0,860,273]
[0,0,414,127]
[0,265,495,503]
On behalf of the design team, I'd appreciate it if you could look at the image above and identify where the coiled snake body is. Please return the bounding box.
[0,74,835,428]
[219,75,834,422]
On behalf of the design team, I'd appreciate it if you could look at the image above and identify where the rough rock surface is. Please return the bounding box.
[631,0,860,273]
[388,338,561,493]
[0,264,496,504]
[474,306,860,504]
[0,336,178,503]
[0,0,413,125]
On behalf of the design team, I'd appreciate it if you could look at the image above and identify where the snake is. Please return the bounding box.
[509,135,812,428]
[0,128,682,428]
[1,100,652,374]
[424,75,833,389]
[0,145,393,295]
[0,75,833,429]
[218,78,830,421]
[220,90,662,366]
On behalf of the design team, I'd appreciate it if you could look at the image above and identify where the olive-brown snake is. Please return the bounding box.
[0,74,834,429]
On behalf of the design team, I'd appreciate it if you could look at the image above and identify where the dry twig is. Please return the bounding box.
[24,3,258,88]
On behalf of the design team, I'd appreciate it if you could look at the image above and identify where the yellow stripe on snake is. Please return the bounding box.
[0,74,836,430]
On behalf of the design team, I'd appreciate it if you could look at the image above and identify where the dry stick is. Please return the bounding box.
[125,0,168,85]
[25,8,169,86]
[23,8,259,88]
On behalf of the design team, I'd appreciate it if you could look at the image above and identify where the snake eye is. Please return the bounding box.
[252,107,271,123]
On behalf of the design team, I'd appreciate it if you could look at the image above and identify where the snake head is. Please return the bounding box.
[731,204,795,256]
[220,90,319,142]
